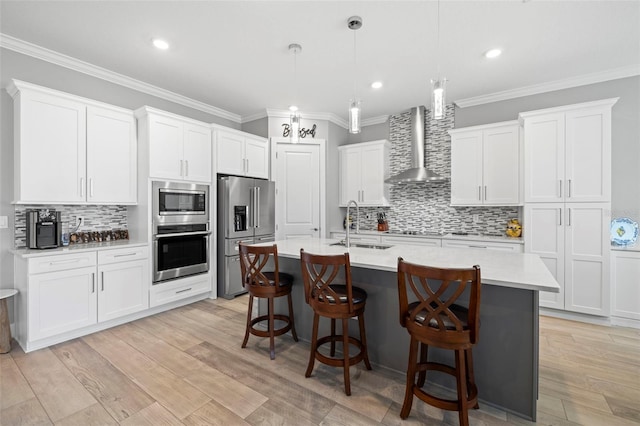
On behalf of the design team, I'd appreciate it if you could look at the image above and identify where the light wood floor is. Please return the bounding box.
[1,295,639,425]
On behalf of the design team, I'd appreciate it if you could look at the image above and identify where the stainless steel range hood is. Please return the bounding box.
[385,106,445,183]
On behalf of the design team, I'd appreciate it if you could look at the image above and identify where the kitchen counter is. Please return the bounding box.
[259,237,558,421]
[331,229,524,244]
[11,240,148,258]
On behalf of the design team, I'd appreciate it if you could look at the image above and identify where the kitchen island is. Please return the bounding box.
[257,237,559,421]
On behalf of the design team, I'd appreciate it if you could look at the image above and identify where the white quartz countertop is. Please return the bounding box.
[330,229,524,244]
[12,240,148,258]
[265,238,559,293]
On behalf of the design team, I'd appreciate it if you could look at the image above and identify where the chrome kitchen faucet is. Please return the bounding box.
[345,200,359,248]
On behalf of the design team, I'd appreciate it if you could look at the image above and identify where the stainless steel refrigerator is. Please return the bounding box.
[217,175,276,299]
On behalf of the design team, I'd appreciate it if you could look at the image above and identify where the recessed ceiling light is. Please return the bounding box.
[371,81,383,89]
[485,48,502,59]
[153,39,170,50]
[289,105,298,112]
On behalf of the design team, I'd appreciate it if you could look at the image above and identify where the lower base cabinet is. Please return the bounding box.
[611,249,640,321]
[15,245,150,350]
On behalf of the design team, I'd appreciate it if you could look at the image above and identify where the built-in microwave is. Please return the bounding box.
[152,181,209,226]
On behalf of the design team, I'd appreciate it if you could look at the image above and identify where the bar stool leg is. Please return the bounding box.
[342,317,351,396]
[357,314,372,370]
[242,294,253,348]
[466,348,479,409]
[455,349,470,426]
[417,342,428,387]
[401,336,419,419]
[0,299,11,354]
[330,318,336,356]
[268,297,275,360]
[305,313,320,377]
[287,292,298,342]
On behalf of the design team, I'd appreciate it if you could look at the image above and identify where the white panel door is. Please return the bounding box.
[524,113,565,203]
[245,136,269,179]
[183,122,212,182]
[483,125,520,205]
[29,267,98,340]
[450,131,483,205]
[149,115,183,180]
[275,143,321,239]
[19,91,86,203]
[98,260,149,322]
[565,107,611,202]
[564,203,610,316]
[524,204,565,309]
[216,130,245,176]
[86,106,137,203]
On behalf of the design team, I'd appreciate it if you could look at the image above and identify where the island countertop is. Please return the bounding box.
[262,238,559,293]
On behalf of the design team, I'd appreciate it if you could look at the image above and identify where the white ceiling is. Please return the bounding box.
[1,1,639,123]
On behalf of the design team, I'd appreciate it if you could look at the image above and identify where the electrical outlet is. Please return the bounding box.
[472,214,480,223]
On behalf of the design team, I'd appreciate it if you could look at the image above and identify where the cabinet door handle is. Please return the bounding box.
[568,179,572,198]
[50,258,80,266]
[361,189,364,201]
[101,271,104,291]
[89,178,94,197]
[246,159,249,173]
[91,273,95,293]
[478,186,481,201]
[484,186,487,201]
[180,160,184,176]
[80,177,85,197]
[559,180,562,198]
[567,208,571,226]
[558,208,562,226]
[185,160,189,177]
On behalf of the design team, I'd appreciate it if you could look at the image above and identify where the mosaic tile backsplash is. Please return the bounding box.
[14,205,128,248]
[354,105,519,236]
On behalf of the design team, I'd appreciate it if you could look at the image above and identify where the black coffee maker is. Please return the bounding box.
[26,209,62,249]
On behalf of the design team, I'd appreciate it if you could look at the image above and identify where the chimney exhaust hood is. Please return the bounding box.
[385,106,445,184]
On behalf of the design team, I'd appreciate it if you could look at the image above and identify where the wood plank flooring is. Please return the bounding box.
[1,295,639,425]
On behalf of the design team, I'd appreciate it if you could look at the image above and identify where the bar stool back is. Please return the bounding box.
[396,257,481,425]
[239,243,298,360]
[299,249,372,395]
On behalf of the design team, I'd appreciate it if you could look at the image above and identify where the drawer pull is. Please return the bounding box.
[176,287,192,294]
[114,252,137,258]
[469,245,487,249]
[49,258,81,266]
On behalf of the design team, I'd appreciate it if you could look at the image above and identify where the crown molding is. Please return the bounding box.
[0,33,242,123]
[265,108,349,129]
[455,64,640,108]
[362,115,389,126]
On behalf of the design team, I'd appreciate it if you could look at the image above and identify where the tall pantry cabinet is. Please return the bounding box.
[521,98,618,316]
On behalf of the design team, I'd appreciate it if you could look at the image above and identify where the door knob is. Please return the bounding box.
[311,228,319,231]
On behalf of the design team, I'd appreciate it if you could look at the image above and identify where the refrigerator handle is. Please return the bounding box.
[256,186,261,228]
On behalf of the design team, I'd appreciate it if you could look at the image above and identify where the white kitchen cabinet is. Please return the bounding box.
[14,245,150,351]
[214,129,269,179]
[611,250,640,321]
[525,203,610,315]
[520,99,617,203]
[381,235,442,247]
[149,273,211,308]
[8,80,137,204]
[449,121,521,206]
[139,107,212,182]
[442,238,523,253]
[338,140,390,207]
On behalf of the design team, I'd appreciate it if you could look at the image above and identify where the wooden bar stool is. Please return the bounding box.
[0,289,19,353]
[396,257,481,425]
[239,243,298,360]
[299,249,372,396]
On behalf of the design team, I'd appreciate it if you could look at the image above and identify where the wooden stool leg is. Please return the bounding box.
[305,313,320,377]
[417,342,428,387]
[268,297,275,360]
[357,313,372,370]
[455,349,470,426]
[330,318,336,356]
[287,292,298,342]
[466,348,479,409]
[0,299,11,354]
[400,336,419,419]
[242,295,254,348]
[342,317,351,396]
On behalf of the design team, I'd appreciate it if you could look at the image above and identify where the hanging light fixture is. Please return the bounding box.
[288,43,302,143]
[348,16,362,134]
[431,0,447,120]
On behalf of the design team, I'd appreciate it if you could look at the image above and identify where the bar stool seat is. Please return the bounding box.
[239,243,298,360]
[397,257,481,425]
[300,249,372,396]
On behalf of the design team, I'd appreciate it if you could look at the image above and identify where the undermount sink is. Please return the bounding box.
[330,241,393,250]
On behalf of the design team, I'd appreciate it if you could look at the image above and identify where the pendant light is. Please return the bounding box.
[348,16,362,134]
[431,0,447,120]
[289,43,302,143]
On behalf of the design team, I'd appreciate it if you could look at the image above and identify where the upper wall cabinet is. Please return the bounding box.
[338,140,390,207]
[8,80,137,204]
[520,98,618,203]
[136,107,212,183]
[448,121,521,206]
[214,128,269,179]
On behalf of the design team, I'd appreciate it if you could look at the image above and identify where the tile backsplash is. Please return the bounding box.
[14,205,128,248]
[355,105,519,236]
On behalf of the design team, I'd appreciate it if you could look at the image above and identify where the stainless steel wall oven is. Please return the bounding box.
[152,181,210,283]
